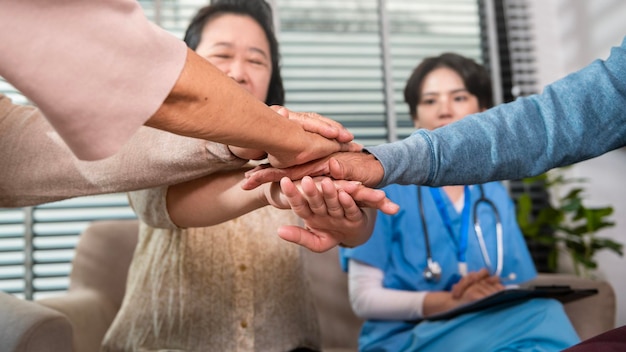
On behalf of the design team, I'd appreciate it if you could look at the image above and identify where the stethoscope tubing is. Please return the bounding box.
[419,185,503,281]
[473,194,503,277]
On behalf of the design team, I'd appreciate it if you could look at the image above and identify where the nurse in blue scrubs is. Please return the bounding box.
[340,53,580,352]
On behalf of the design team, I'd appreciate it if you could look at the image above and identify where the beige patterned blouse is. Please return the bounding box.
[102,186,320,351]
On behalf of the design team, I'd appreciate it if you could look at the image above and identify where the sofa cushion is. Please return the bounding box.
[302,246,362,351]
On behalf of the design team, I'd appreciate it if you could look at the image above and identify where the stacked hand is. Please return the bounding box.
[241,151,384,190]
[229,106,360,166]
[229,107,391,252]
[265,176,398,252]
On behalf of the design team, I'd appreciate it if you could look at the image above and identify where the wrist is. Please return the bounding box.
[361,151,384,188]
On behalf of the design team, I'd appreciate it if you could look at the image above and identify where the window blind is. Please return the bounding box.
[385,0,483,140]
[277,0,483,145]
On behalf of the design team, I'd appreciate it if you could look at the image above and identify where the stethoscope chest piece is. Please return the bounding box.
[423,258,442,282]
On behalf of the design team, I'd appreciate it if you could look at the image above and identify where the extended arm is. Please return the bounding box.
[129,171,398,252]
[0,94,246,208]
[0,1,356,164]
[368,37,626,187]
[242,37,626,189]
[149,52,359,168]
[155,170,397,228]
[163,168,272,228]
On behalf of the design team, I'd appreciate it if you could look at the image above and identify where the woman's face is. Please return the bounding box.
[415,67,483,130]
[195,14,272,102]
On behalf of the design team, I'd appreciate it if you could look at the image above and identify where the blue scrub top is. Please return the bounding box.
[340,182,538,351]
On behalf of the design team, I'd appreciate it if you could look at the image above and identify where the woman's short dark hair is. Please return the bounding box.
[403,53,493,120]
[183,0,284,106]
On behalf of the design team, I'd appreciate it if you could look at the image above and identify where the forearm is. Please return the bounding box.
[368,38,626,187]
[148,49,331,168]
[165,168,269,228]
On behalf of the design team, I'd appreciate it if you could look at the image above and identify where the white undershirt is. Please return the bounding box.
[453,192,465,213]
[348,260,426,320]
[347,190,466,320]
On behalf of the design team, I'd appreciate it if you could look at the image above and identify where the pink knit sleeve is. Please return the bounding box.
[0,0,187,160]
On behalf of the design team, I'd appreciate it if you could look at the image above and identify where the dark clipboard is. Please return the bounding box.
[415,285,598,322]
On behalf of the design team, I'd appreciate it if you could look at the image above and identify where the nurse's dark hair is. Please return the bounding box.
[183,0,284,105]
[403,53,493,121]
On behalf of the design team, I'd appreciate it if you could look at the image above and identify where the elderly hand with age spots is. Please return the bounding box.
[242,151,385,191]
[229,107,359,162]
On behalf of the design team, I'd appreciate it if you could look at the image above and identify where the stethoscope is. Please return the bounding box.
[418,185,504,282]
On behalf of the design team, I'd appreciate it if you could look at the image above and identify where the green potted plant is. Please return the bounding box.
[515,168,623,278]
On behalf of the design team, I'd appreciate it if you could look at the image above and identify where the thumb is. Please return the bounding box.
[278,226,335,253]
[329,157,346,179]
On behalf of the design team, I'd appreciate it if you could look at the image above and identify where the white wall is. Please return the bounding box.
[527,0,626,327]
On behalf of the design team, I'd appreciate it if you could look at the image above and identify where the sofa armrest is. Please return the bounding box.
[0,291,73,352]
[526,273,616,340]
[302,247,362,352]
[38,289,119,352]
[68,219,139,309]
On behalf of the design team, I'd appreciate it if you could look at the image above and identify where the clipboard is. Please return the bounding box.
[419,285,598,322]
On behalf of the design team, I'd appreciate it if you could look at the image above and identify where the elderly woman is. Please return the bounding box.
[101,1,394,351]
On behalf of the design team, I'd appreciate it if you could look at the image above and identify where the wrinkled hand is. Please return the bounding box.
[229,106,359,163]
[266,108,362,168]
[241,151,384,190]
[270,176,397,253]
[450,269,504,304]
[276,106,354,144]
[266,175,397,215]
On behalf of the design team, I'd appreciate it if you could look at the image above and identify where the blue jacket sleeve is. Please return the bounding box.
[367,37,626,187]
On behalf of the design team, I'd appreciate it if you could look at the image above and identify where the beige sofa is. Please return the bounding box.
[0,219,617,352]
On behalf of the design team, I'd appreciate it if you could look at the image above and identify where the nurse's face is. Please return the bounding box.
[414,67,483,130]
[195,13,272,102]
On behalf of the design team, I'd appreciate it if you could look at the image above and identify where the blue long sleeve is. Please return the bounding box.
[368,37,626,188]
